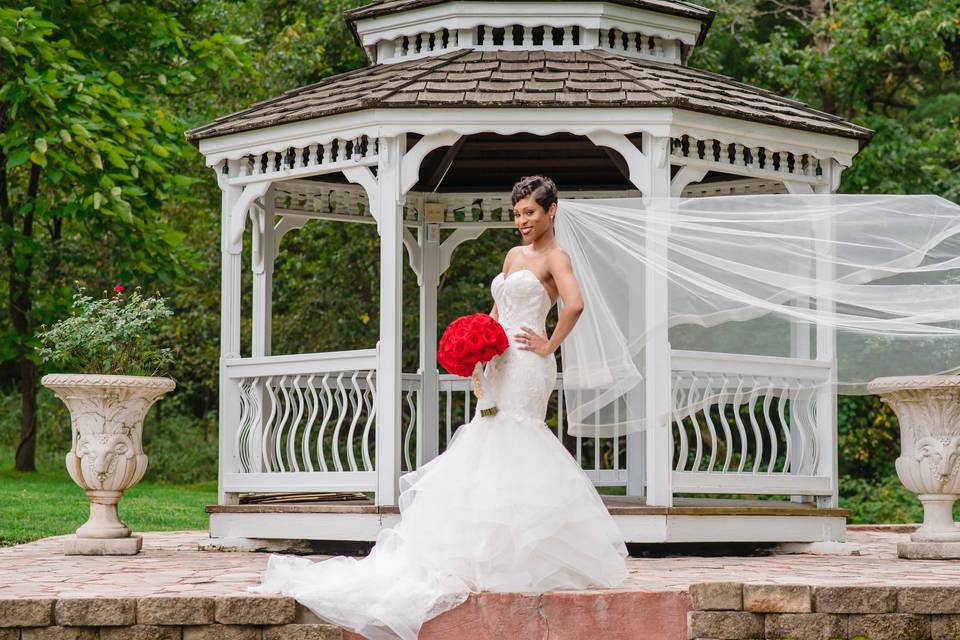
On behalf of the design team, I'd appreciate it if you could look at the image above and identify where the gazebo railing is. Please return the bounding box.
[401,350,835,499]
[400,373,628,485]
[219,348,834,502]
[222,349,379,493]
[669,350,834,496]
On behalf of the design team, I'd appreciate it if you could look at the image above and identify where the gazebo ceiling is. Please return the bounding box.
[185,48,872,145]
[409,131,639,192]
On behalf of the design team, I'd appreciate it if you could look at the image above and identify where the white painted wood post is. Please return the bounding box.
[376,135,407,506]
[250,188,276,476]
[584,130,671,501]
[814,161,842,509]
[641,134,674,506]
[783,181,814,500]
[251,188,275,358]
[217,160,243,505]
[418,223,441,465]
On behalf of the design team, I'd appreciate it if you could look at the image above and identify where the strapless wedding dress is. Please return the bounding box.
[248,268,629,640]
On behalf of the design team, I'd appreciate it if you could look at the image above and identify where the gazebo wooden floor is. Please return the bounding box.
[206,496,849,546]
[208,494,848,516]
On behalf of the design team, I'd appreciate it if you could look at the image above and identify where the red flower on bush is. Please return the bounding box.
[437,313,509,377]
[114,285,124,292]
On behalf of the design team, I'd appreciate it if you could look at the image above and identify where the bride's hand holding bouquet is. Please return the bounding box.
[437,313,509,416]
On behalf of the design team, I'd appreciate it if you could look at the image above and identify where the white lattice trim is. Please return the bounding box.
[227,136,379,186]
[671,135,827,185]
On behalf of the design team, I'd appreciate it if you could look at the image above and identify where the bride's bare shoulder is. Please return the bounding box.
[502,245,523,269]
[546,246,573,271]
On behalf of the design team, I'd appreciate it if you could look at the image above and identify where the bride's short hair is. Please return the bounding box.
[511,175,558,211]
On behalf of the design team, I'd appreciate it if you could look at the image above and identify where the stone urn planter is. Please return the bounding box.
[867,375,960,559]
[41,373,176,555]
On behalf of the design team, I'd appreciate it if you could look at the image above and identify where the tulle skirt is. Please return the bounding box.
[248,411,630,640]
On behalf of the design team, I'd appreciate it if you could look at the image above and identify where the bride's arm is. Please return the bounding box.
[518,249,583,355]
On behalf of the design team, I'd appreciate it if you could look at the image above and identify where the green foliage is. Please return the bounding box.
[36,285,174,376]
[837,395,899,479]
[0,1,253,469]
[139,394,218,484]
[837,473,960,525]
[693,0,960,199]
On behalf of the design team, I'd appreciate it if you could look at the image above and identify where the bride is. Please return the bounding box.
[248,174,630,639]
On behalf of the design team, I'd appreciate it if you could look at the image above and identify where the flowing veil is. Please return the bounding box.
[554,194,960,438]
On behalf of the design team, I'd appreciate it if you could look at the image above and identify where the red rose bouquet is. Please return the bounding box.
[437,313,508,377]
[438,313,508,417]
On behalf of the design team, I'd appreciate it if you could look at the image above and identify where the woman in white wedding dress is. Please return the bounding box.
[249,175,630,640]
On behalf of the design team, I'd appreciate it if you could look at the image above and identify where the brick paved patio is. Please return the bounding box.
[2,525,958,599]
[4,526,960,640]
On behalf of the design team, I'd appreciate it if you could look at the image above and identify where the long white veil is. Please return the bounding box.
[554,194,960,438]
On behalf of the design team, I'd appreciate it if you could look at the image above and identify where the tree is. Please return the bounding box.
[0,4,249,471]
[693,0,960,196]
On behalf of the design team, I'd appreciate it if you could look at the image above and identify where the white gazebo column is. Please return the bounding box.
[216,159,243,505]
[815,159,843,509]
[640,134,674,506]
[586,131,673,503]
[783,180,815,502]
[417,222,441,464]
[251,188,276,358]
[376,135,407,506]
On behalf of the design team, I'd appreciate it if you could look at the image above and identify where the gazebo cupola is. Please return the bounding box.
[189,0,873,547]
[346,0,714,65]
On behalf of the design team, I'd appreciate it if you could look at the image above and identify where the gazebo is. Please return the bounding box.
[186,0,872,546]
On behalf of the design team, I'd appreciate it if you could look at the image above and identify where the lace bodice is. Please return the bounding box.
[486,269,557,420]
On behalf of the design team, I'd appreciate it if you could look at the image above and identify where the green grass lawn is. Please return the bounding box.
[0,453,216,546]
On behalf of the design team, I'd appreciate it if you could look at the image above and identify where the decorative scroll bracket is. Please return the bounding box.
[440,227,486,275]
[401,131,464,195]
[342,166,380,224]
[228,181,272,253]
[587,131,651,196]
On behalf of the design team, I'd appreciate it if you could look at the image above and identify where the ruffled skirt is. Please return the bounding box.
[248,411,629,640]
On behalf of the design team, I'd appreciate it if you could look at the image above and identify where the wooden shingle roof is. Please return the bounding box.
[185,49,873,144]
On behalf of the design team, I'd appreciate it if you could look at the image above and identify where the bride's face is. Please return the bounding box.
[513,196,556,243]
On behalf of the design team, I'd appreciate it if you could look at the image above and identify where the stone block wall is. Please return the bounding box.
[0,596,343,640]
[688,582,960,640]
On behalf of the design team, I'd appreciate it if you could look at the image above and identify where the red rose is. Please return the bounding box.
[437,313,509,377]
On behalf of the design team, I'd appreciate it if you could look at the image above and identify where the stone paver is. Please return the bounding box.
[2,527,960,599]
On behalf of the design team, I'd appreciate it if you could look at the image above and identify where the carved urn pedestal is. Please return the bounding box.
[41,374,176,555]
[868,376,960,559]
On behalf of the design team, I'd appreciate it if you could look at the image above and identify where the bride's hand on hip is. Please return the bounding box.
[516,326,552,357]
